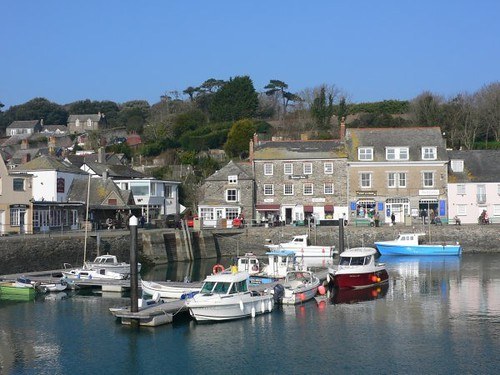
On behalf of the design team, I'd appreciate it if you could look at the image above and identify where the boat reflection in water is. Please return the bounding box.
[379,255,461,277]
[331,283,389,304]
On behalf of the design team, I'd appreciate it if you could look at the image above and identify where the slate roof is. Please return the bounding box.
[448,150,500,183]
[66,153,126,168]
[12,155,86,174]
[85,161,145,179]
[67,177,136,209]
[205,160,253,181]
[7,120,40,129]
[68,114,102,122]
[253,140,346,160]
[345,127,447,161]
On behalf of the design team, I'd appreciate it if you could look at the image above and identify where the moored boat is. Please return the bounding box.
[250,250,298,284]
[329,247,389,289]
[62,267,126,280]
[273,270,321,305]
[140,279,202,300]
[0,281,36,300]
[375,233,462,256]
[185,268,274,322]
[84,254,141,276]
[266,234,336,257]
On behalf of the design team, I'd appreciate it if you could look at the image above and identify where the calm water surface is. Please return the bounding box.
[1,254,499,375]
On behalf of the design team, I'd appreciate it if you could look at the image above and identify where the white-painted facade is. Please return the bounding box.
[448,182,500,224]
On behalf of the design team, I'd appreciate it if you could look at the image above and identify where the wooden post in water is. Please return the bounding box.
[129,215,139,313]
[338,218,345,254]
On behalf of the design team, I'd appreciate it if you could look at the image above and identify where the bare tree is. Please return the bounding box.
[475,82,500,143]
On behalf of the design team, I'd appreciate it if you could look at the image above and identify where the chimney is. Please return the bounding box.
[98,147,105,163]
[249,138,254,162]
[103,168,109,180]
[340,117,346,140]
[48,136,56,155]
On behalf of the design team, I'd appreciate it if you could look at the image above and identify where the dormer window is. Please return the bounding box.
[358,147,373,161]
[87,119,92,127]
[450,159,464,173]
[422,147,437,160]
[228,175,237,184]
[386,147,409,161]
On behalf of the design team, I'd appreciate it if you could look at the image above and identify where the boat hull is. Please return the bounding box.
[281,284,319,305]
[0,283,36,299]
[187,293,274,321]
[333,269,389,289]
[375,243,461,256]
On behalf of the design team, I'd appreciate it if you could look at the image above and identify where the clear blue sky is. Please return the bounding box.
[2,0,499,109]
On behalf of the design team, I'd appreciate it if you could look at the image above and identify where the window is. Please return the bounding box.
[358,147,373,161]
[263,184,274,195]
[423,172,434,187]
[450,159,464,172]
[493,204,500,216]
[303,183,313,195]
[497,184,500,195]
[228,175,237,184]
[13,178,24,191]
[457,184,466,195]
[386,147,409,160]
[477,185,486,203]
[164,185,172,198]
[75,119,80,127]
[324,162,333,174]
[360,173,372,188]
[200,207,214,220]
[303,163,312,175]
[422,147,437,160]
[226,189,238,202]
[457,204,467,215]
[108,198,117,205]
[264,164,273,176]
[284,184,294,195]
[388,172,407,188]
[284,163,293,175]
[10,208,25,226]
[130,182,149,196]
[324,183,334,194]
[226,208,239,220]
[87,119,92,127]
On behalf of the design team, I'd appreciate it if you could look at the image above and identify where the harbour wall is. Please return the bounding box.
[0,224,498,275]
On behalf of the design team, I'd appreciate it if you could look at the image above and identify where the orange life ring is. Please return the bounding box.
[213,264,225,274]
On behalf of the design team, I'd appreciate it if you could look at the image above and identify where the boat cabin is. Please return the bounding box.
[263,250,297,278]
[338,248,378,267]
[92,255,120,264]
[394,233,426,245]
[285,235,311,246]
[237,253,260,275]
[200,271,249,295]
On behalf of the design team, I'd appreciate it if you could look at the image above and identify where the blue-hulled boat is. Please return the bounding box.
[375,233,462,256]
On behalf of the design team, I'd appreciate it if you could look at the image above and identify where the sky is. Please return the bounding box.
[2,0,499,109]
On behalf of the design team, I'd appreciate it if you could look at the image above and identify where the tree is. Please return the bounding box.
[224,119,257,158]
[210,76,258,122]
[310,87,335,131]
[264,80,302,125]
[409,92,444,127]
[475,82,500,144]
[172,109,206,138]
[0,98,68,129]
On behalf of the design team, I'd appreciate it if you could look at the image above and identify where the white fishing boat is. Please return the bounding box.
[266,234,336,257]
[62,267,126,280]
[84,254,141,276]
[140,279,202,299]
[237,253,261,275]
[185,268,274,322]
[273,270,321,305]
[39,279,70,292]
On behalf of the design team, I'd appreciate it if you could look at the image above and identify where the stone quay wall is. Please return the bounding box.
[0,224,498,275]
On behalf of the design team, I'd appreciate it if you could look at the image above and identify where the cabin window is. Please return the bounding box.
[213,282,230,294]
[201,282,216,293]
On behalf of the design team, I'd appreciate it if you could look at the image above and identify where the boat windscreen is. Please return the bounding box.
[213,282,230,294]
[201,281,216,293]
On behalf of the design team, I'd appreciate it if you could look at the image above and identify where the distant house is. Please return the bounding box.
[198,160,254,228]
[40,125,69,135]
[6,120,42,136]
[126,133,142,149]
[67,113,107,134]
[447,150,500,224]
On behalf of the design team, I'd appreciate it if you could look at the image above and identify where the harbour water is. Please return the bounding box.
[1,253,499,374]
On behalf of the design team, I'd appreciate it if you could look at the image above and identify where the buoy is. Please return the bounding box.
[371,275,377,282]
[377,277,381,282]
[300,293,305,301]
[251,307,256,318]
[318,285,326,295]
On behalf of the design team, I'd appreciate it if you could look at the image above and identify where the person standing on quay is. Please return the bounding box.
[374,211,380,227]
[391,212,396,226]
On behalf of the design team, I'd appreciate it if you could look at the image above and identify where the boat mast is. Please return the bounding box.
[83,173,91,263]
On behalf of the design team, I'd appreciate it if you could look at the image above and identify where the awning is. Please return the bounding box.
[304,205,313,213]
[419,199,438,203]
[324,205,334,212]
[255,204,280,211]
